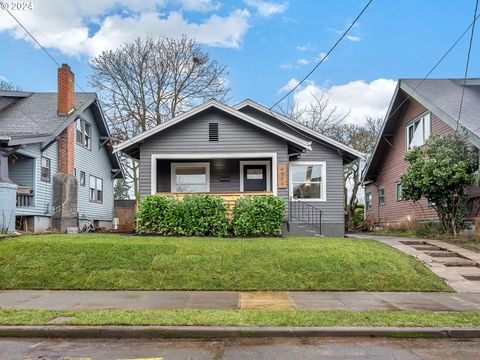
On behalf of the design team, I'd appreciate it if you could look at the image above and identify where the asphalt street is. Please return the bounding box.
[2,337,480,360]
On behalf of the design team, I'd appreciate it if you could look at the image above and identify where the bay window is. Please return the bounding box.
[290,162,326,200]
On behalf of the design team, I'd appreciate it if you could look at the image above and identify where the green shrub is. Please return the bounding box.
[137,195,229,236]
[415,221,444,238]
[232,195,285,236]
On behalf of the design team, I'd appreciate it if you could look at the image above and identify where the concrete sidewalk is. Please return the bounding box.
[1,290,480,311]
[350,234,480,292]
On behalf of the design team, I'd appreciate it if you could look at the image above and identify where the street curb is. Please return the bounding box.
[0,326,480,339]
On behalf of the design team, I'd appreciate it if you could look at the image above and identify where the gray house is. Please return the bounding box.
[115,99,361,237]
[0,64,122,233]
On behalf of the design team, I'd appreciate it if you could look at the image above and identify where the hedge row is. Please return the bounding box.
[136,194,285,236]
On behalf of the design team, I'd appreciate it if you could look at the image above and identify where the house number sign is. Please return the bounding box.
[277,163,287,189]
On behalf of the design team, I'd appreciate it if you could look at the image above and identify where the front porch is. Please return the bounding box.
[151,153,279,196]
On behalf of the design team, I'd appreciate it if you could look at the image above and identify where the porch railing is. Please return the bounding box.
[16,193,34,207]
[287,197,322,235]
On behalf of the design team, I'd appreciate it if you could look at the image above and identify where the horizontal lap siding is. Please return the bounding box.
[292,142,345,225]
[74,108,114,222]
[366,98,453,223]
[139,109,288,198]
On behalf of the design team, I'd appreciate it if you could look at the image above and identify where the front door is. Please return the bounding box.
[243,165,267,192]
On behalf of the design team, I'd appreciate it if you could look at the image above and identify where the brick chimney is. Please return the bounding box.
[57,64,75,175]
[57,64,75,116]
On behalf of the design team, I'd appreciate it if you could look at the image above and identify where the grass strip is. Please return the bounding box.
[0,309,479,327]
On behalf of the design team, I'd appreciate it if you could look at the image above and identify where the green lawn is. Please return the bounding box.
[0,234,450,291]
[0,309,478,327]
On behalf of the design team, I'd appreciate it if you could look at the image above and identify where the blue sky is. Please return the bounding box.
[0,0,478,123]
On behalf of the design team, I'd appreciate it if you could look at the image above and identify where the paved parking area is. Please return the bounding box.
[350,234,480,292]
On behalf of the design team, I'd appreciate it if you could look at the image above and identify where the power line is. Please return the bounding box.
[264,11,480,156]
[269,0,374,110]
[456,0,478,130]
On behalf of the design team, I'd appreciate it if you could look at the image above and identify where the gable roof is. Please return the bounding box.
[363,78,480,182]
[0,91,122,177]
[234,99,364,162]
[114,99,313,158]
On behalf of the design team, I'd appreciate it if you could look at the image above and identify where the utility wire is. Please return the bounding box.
[456,0,478,130]
[269,0,374,110]
[263,11,480,156]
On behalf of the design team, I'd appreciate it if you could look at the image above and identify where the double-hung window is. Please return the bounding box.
[366,192,372,211]
[290,162,326,200]
[171,163,210,193]
[40,157,51,182]
[76,119,91,149]
[89,175,103,203]
[406,113,431,149]
[396,182,403,201]
[378,187,385,206]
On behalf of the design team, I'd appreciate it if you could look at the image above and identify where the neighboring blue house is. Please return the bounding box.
[0,64,122,233]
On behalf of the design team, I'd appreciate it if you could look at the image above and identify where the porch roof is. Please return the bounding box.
[114,100,312,159]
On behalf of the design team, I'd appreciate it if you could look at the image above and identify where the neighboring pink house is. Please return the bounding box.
[363,78,480,225]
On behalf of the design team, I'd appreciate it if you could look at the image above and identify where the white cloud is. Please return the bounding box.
[346,34,361,42]
[296,43,315,52]
[0,1,250,57]
[177,0,220,12]
[279,78,299,93]
[318,52,328,61]
[292,79,397,124]
[297,58,310,65]
[278,63,294,69]
[244,0,287,17]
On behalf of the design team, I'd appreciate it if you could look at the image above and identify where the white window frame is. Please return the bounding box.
[239,160,271,192]
[76,118,92,150]
[170,162,210,193]
[365,192,372,211]
[40,156,51,183]
[151,153,278,195]
[289,161,327,202]
[89,175,103,203]
[406,112,431,149]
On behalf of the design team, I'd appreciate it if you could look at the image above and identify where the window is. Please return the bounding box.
[40,157,51,182]
[366,192,372,211]
[290,162,326,200]
[89,175,103,203]
[76,119,91,149]
[396,182,403,201]
[208,123,219,141]
[80,171,85,186]
[406,113,431,149]
[378,187,385,206]
[171,163,210,193]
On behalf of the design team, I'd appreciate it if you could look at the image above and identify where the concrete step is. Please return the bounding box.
[442,258,478,267]
[411,245,442,251]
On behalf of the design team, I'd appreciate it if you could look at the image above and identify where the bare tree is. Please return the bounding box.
[282,93,382,228]
[89,37,230,203]
[0,80,20,91]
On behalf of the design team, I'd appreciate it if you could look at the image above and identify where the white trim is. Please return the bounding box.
[239,160,271,192]
[151,152,277,195]
[234,99,364,159]
[289,161,327,202]
[170,162,210,193]
[114,100,311,154]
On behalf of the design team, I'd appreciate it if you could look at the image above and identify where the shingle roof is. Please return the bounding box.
[0,92,95,139]
[401,78,480,139]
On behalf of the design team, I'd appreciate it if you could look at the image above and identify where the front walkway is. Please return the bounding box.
[350,234,480,292]
[1,290,480,311]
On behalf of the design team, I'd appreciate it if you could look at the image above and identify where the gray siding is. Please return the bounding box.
[15,142,57,217]
[74,107,114,222]
[139,109,288,198]
[137,106,345,237]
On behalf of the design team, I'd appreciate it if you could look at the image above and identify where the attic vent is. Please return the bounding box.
[209,122,219,142]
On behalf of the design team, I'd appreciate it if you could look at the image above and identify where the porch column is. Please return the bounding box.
[0,155,17,233]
